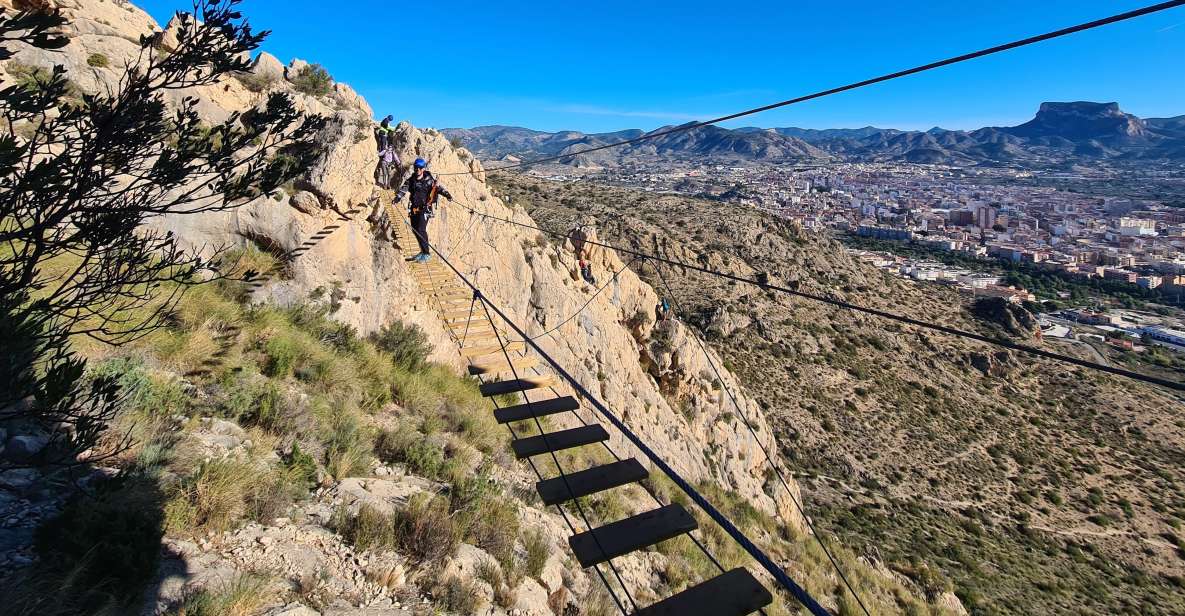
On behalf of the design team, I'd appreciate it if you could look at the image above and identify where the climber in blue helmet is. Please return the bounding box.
[397,157,452,263]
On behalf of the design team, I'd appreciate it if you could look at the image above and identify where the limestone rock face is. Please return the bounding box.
[251,51,286,82]
[4,0,808,551]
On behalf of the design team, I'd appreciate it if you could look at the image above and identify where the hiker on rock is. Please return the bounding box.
[568,224,597,284]
[374,115,400,189]
[397,158,451,263]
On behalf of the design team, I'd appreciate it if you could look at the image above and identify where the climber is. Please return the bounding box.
[374,115,400,189]
[397,158,452,263]
[656,298,671,322]
[568,223,597,284]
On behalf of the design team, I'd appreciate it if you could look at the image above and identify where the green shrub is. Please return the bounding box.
[333,504,396,552]
[173,573,274,616]
[164,458,304,536]
[290,63,333,97]
[263,335,302,378]
[321,407,372,480]
[86,53,109,68]
[434,576,479,615]
[233,71,276,93]
[522,528,550,579]
[285,442,318,488]
[374,426,446,478]
[394,493,459,562]
[33,476,164,606]
[371,321,431,370]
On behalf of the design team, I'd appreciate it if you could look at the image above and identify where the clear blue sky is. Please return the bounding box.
[136,0,1185,132]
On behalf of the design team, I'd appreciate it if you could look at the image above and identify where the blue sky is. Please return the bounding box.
[137,0,1185,132]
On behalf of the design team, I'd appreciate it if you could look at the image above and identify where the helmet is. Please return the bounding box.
[413,158,427,168]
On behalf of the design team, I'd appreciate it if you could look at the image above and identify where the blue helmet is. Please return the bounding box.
[413,158,427,168]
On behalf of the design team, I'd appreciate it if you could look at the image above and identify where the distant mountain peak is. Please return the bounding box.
[1011,101,1147,141]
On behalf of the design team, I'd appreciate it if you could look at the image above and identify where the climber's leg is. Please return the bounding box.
[411,211,431,256]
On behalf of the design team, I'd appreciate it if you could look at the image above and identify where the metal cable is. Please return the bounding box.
[653,258,872,616]
[459,204,1185,392]
[437,0,1185,176]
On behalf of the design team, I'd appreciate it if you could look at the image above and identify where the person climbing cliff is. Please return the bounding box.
[397,158,452,263]
[374,115,400,189]
[568,223,597,284]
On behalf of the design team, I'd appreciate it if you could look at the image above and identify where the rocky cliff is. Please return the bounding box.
[1,1,969,614]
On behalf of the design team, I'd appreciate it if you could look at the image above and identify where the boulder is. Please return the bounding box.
[290,190,323,214]
[0,468,39,491]
[334,475,437,516]
[4,433,49,463]
[251,52,286,82]
[513,577,552,616]
[285,58,310,81]
[296,113,378,213]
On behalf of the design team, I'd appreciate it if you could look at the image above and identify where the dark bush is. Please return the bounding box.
[290,63,333,97]
[371,321,432,370]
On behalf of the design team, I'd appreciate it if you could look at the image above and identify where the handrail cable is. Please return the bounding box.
[427,241,832,616]
[398,218,636,614]
[507,255,641,343]
[652,258,872,616]
[437,0,1185,176]
[477,297,641,612]
[493,259,764,610]
[457,202,1185,392]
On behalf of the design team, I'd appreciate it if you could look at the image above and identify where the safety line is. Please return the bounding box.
[652,259,872,616]
[396,215,637,613]
[426,241,832,616]
[477,298,641,612]
[509,255,640,343]
[437,0,1185,176]
[459,204,1185,392]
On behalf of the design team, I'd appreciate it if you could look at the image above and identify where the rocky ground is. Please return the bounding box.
[500,173,1185,615]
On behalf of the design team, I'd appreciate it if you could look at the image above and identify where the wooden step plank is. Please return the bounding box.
[479,376,559,397]
[440,308,479,320]
[468,355,537,376]
[536,458,648,505]
[569,504,697,568]
[494,395,579,424]
[632,568,772,616]
[449,324,494,336]
[511,424,609,459]
[460,342,525,358]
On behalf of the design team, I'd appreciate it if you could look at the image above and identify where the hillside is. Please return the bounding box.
[444,102,1185,168]
[494,173,1185,615]
[0,1,968,615]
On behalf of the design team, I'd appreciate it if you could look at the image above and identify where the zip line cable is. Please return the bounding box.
[438,0,1185,176]
[651,258,873,616]
[457,201,1185,392]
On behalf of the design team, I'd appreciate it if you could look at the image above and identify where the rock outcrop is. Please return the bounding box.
[0,1,960,614]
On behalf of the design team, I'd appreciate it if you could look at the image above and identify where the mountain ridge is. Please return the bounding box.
[444,101,1185,167]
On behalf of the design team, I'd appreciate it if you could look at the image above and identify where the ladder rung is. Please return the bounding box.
[461,342,525,358]
[511,424,608,459]
[569,504,697,568]
[536,458,648,505]
[495,395,579,424]
[449,324,493,335]
[441,308,479,320]
[468,355,537,376]
[480,376,559,397]
[633,568,772,616]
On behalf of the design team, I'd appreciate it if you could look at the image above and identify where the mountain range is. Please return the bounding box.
[443,102,1185,168]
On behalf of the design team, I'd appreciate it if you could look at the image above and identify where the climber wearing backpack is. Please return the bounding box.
[374,115,400,189]
[397,158,452,263]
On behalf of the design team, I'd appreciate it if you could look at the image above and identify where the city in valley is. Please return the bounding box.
[532,160,1185,357]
